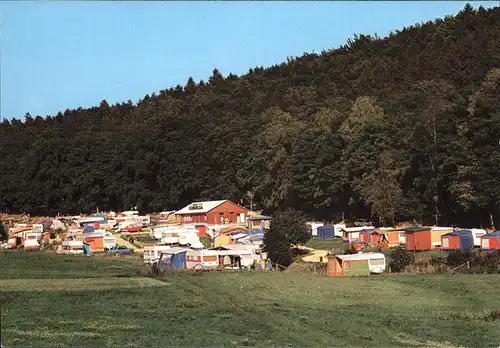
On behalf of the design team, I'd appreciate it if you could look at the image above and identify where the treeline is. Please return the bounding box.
[1,4,499,227]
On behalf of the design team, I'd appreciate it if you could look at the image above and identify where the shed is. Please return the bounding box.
[404,227,433,250]
[83,234,105,252]
[341,226,376,244]
[405,226,451,250]
[306,222,324,237]
[175,200,248,225]
[327,254,370,277]
[441,230,474,250]
[480,231,500,251]
[317,225,335,239]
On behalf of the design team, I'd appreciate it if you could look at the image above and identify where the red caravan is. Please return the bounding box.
[174,200,248,225]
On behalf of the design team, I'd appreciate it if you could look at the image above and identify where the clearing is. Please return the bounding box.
[1,251,499,347]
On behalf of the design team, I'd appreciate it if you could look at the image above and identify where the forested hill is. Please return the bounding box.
[1,4,499,227]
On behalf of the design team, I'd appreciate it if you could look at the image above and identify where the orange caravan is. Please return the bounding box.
[370,228,403,248]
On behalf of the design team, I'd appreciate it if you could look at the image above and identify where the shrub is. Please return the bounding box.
[446,249,473,267]
[201,235,212,248]
[389,247,415,272]
[448,250,500,274]
[477,251,500,274]
[344,244,358,254]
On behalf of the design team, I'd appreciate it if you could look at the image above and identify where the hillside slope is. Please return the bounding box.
[1,5,499,227]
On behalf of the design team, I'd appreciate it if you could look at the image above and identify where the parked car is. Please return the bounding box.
[107,245,134,255]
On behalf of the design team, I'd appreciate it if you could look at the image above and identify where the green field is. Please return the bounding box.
[1,252,499,347]
[305,237,345,251]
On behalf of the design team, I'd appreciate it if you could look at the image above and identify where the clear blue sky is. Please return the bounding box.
[1,1,498,120]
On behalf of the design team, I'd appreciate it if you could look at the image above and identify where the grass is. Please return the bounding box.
[1,252,500,347]
[305,237,345,251]
[0,277,167,292]
[0,250,149,279]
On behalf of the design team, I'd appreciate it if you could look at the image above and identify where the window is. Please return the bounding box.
[482,239,489,248]
[369,259,385,266]
[442,238,449,248]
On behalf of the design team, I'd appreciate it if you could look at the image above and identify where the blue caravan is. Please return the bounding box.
[157,247,189,270]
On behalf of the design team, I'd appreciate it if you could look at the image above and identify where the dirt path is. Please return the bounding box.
[113,234,144,254]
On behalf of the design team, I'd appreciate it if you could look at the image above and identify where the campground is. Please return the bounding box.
[1,251,499,347]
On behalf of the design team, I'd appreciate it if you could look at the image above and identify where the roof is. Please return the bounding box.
[483,231,500,237]
[336,252,386,261]
[230,229,262,236]
[442,229,473,237]
[404,226,432,232]
[376,227,399,232]
[430,226,454,231]
[230,233,248,240]
[341,226,376,233]
[248,234,264,242]
[159,211,176,215]
[247,215,273,221]
[212,244,257,251]
[159,247,189,255]
[175,200,228,215]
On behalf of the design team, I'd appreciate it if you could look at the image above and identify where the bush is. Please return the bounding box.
[389,247,415,272]
[475,251,500,274]
[446,249,473,267]
[448,250,500,274]
[344,244,358,254]
[201,235,212,248]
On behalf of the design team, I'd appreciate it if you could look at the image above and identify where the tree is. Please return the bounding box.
[339,96,384,141]
[262,209,311,267]
[359,151,403,226]
[0,222,8,241]
[0,5,499,225]
[184,77,197,95]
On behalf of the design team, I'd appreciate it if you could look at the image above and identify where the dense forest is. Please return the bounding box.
[1,4,499,228]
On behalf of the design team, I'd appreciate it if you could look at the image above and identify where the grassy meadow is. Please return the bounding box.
[1,251,499,347]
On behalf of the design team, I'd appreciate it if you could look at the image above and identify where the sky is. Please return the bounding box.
[1,1,498,120]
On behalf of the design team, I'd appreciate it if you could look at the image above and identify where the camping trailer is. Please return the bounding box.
[470,228,487,247]
[157,248,189,270]
[57,240,84,255]
[143,245,175,264]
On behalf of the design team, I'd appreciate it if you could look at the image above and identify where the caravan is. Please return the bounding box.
[57,240,84,255]
[143,245,175,264]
